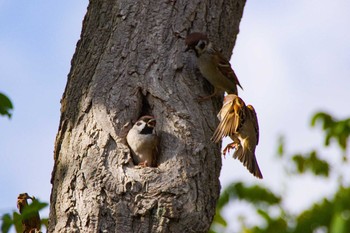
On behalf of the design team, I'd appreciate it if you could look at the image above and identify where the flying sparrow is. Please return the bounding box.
[211,94,263,179]
[126,115,158,167]
[185,32,243,101]
[17,193,41,232]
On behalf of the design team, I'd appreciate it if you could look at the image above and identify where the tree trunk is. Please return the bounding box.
[49,0,246,232]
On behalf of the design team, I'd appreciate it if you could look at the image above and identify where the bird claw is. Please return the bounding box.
[222,143,237,158]
[137,161,149,167]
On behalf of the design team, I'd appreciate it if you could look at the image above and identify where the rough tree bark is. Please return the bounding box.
[49,0,246,232]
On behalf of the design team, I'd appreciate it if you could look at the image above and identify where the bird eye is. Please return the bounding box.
[136,122,142,126]
[198,41,206,50]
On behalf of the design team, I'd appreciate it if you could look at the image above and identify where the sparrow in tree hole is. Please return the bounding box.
[211,94,263,179]
[185,32,243,101]
[126,115,158,167]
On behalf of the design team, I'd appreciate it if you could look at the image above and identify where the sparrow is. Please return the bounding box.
[126,115,158,167]
[185,32,243,101]
[17,193,41,233]
[211,94,263,179]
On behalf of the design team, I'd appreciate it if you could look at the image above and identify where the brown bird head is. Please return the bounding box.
[133,115,156,135]
[185,32,209,56]
[17,193,33,213]
[138,115,156,128]
[17,193,32,200]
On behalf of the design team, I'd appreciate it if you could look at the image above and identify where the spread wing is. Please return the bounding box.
[246,105,259,145]
[211,98,245,143]
[212,48,243,90]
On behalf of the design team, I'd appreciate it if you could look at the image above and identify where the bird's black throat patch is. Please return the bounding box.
[140,126,154,135]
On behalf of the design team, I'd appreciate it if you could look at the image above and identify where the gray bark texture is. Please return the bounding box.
[49,0,246,232]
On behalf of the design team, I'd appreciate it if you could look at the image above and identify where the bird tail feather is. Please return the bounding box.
[233,147,263,179]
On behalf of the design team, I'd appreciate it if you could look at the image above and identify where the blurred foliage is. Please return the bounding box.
[0,93,13,119]
[210,182,281,233]
[217,182,281,210]
[276,135,285,157]
[292,150,329,177]
[311,112,350,153]
[1,199,48,233]
[211,112,350,233]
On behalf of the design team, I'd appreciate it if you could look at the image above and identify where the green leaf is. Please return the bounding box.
[13,212,23,233]
[291,150,329,177]
[212,210,227,227]
[292,154,305,173]
[277,135,285,158]
[325,133,331,147]
[334,119,350,151]
[210,212,227,233]
[256,209,270,222]
[254,209,288,233]
[216,188,230,211]
[217,182,281,209]
[21,199,47,221]
[1,213,13,233]
[41,218,49,228]
[311,112,333,129]
[330,212,347,233]
[311,112,350,151]
[295,198,332,233]
[0,93,13,118]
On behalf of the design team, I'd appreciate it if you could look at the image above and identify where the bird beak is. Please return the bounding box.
[147,119,156,127]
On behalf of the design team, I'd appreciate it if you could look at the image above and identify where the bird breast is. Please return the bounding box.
[198,53,236,92]
[127,129,156,158]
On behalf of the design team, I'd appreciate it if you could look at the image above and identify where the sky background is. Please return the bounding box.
[1,0,350,232]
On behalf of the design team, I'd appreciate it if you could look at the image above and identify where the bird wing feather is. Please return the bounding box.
[246,105,259,145]
[211,98,244,142]
[212,48,243,90]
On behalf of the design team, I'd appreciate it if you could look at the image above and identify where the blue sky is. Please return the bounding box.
[1,0,350,231]
[0,0,88,216]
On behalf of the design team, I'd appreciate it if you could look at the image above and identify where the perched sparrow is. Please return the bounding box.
[211,95,263,179]
[185,32,243,101]
[17,193,41,232]
[126,116,158,167]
